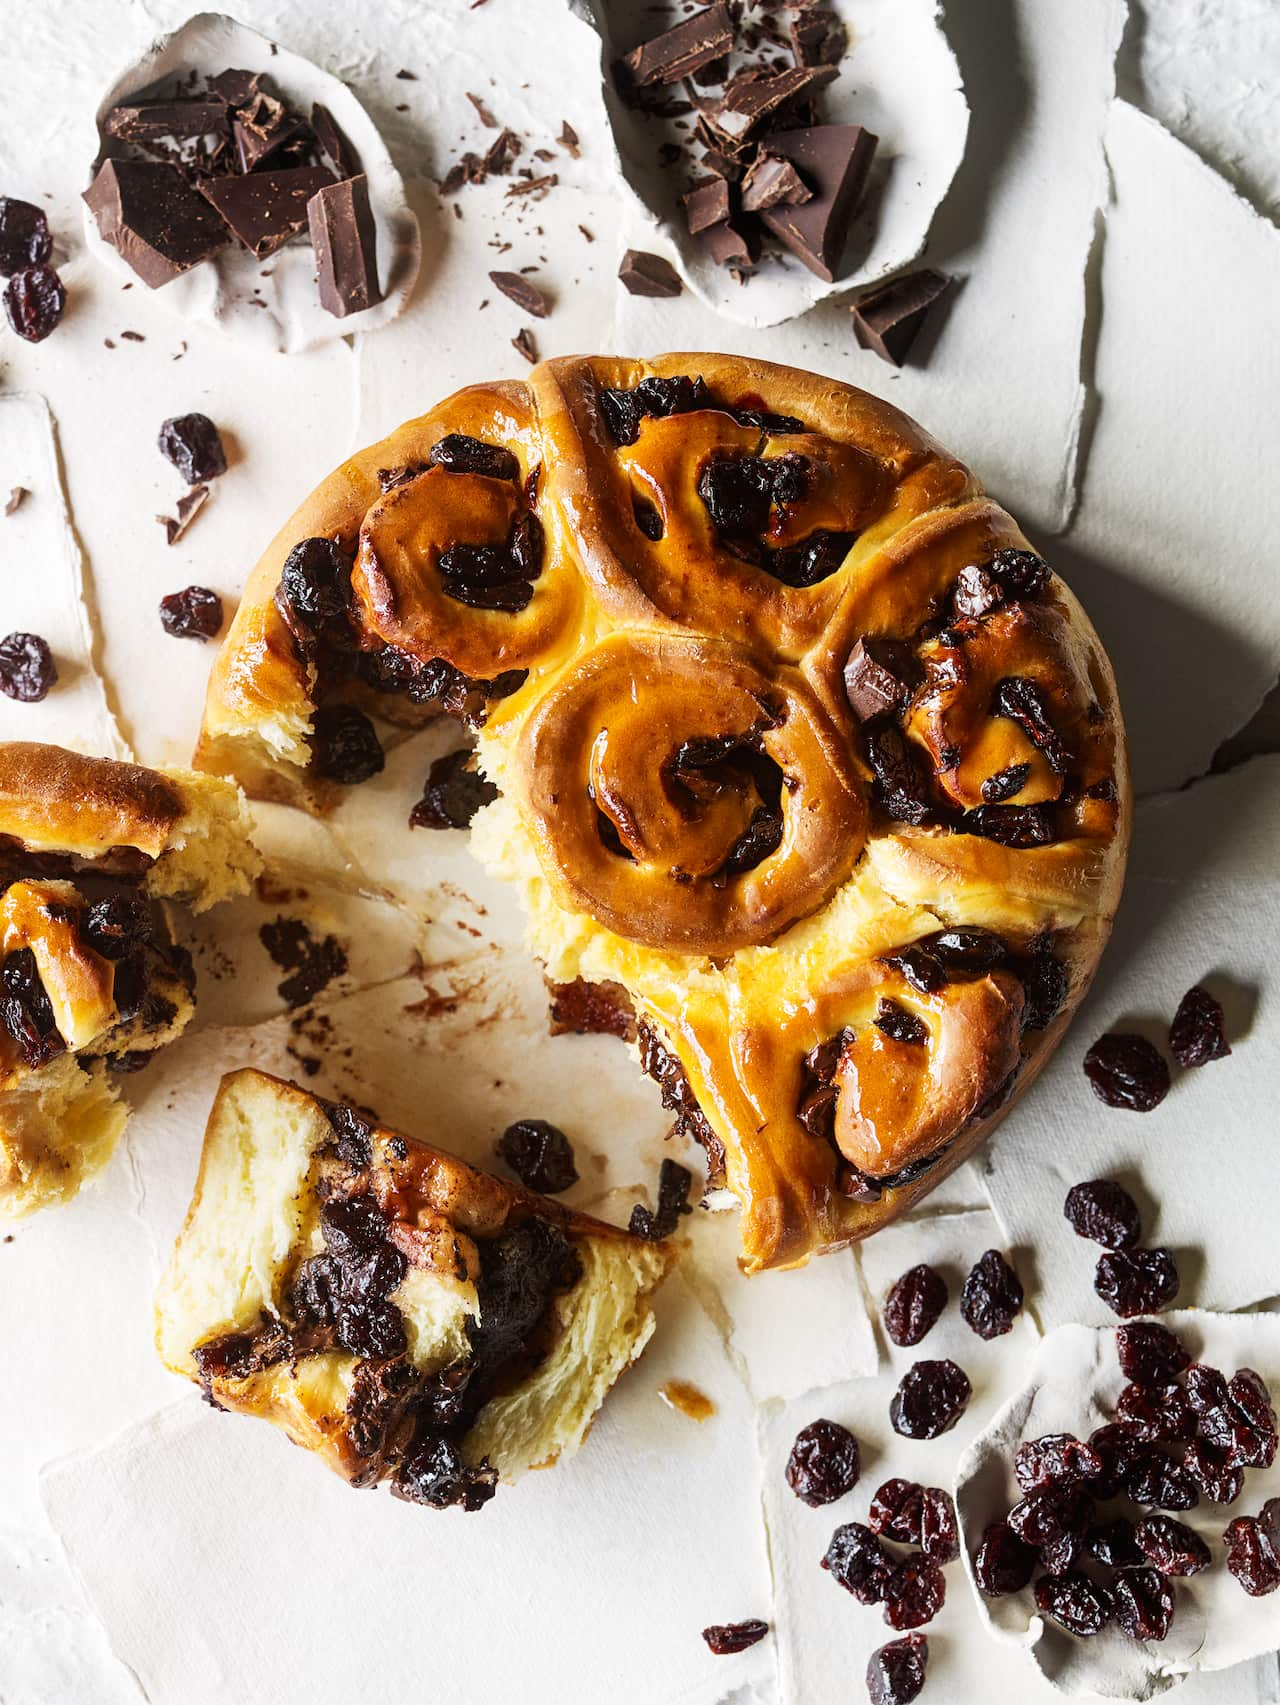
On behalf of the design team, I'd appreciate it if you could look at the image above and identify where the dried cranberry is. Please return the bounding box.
[822,1522,893,1604]
[437,513,543,612]
[1037,1529,1083,1575]
[496,1119,578,1195]
[336,1297,407,1358]
[1224,1507,1280,1597]
[919,1487,959,1563]
[632,496,664,540]
[874,998,927,1046]
[720,803,785,876]
[870,1479,924,1543]
[878,944,948,996]
[990,676,1073,773]
[1085,1517,1142,1569]
[309,702,384,784]
[960,1248,1023,1339]
[864,725,934,825]
[275,536,354,659]
[960,803,1057,848]
[409,748,499,830]
[1015,951,1069,1031]
[974,1520,1037,1596]
[1191,1366,1279,1469]
[1115,1321,1190,1386]
[882,1264,947,1348]
[599,374,711,445]
[83,893,152,960]
[768,529,856,589]
[1013,1434,1105,1494]
[980,762,1031,803]
[290,1252,344,1326]
[1121,1449,1199,1512]
[428,433,519,481]
[1134,1514,1211,1576]
[159,585,223,640]
[0,630,57,701]
[866,1633,928,1705]
[1110,1566,1175,1639]
[882,1554,945,1631]
[700,1619,768,1655]
[889,1360,972,1440]
[394,1438,498,1511]
[0,947,63,1069]
[1083,1033,1170,1111]
[1008,1486,1094,1551]
[1064,1179,1141,1250]
[1094,1247,1180,1318]
[1034,1572,1112,1637]
[3,264,65,342]
[1115,1382,1194,1443]
[628,1157,693,1240]
[1167,983,1230,1068]
[158,413,227,484]
[319,1193,388,1261]
[0,197,52,275]
[1182,1438,1244,1505]
[785,1418,861,1507]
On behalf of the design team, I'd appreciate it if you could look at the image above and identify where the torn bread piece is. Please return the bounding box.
[156,1068,675,1509]
[0,742,260,1219]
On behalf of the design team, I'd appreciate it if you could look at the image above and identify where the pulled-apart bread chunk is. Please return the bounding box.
[0,742,259,1219]
[155,1069,675,1509]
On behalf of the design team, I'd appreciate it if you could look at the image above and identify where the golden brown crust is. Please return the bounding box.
[194,354,1130,1271]
[0,742,186,860]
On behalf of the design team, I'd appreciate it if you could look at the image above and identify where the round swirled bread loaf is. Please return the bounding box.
[196,354,1129,1272]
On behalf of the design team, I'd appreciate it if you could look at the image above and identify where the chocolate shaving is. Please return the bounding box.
[467,91,499,129]
[488,270,550,317]
[155,483,209,546]
[511,327,538,364]
[4,487,27,517]
[558,121,580,157]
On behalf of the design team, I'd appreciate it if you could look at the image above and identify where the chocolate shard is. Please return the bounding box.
[681,177,731,235]
[511,326,538,364]
[308,175,381,318]
[851,269,951,366]
[104,100,230,144]
[488,270,550,317]
[740,154,812,212]
[618,248,683,298]
[199,165,334,259]
[843,636,920,723]
[756,124,877,282]
[699,219,755,269]
[206,68,265,110]
[622,3,735,88]
[790,9,847,68]
[311,103,361,179]
[233,90,306,171]
[708,66,838,144]
[699,146,745,184]
[83,159,228,288]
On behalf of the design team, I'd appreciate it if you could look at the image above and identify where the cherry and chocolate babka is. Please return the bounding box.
[195,354,1129,1271]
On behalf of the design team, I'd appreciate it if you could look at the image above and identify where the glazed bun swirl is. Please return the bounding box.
[519,633,864,956]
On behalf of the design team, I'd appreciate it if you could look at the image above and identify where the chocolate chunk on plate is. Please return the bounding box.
[200,165,334,259]
[233,90,307,172]
[790,9,847,68]
[852,269,951,366]
[311,102,361,179]
[488,270,550,317]
[622,3,735,88]
[756,124,877,282]
[708,66,838,145]
[104,99,230,144]
[699,219,755,270]
[309,174,381,318]
[83,159,228,288]
[681,178,731,235]
[618,248,683,297]
[741,154,812,213]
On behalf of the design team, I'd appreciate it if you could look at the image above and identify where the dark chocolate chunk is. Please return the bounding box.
[155,484,210,546]
[699,219,755,269]
[709,68,839,145]
[618,248,683,297]
[843,636,919,723]
[681,178,732,235]
[83,159,228,288]
[757,125,877,282]
[621,4,735,87]
[0,197,52,275]
[488,269,550,317]
[105,99,229,145]
[310,102,361,179]
[232,90,305,171]
[206,68,265,109]
[741,154,812,212]
[852,270,951,366]
[790,9,847,68]
[308,174,381,317]
[511,326,538,364]
[158,413,227,484]
[199,166,335,259]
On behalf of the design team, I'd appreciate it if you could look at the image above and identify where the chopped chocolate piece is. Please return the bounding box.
[843,635,919,723]
[0,632,57,702]
[511,326,538,364]
[741,154,812,212]
[159,585,223,640]
[155,484,210,545]
[308,174,381,317]
[621,4,735,88]
[852,269,951,366]
[4,487,26,517]
[409,748,498,829]
[558,121,580,157]
[618,248,683,297]
[466,91,499,129]
[709,67,838,145]
[1169,983,1231,1068]
[2,266,65,343]
[682,177,732,235]
[0,197,51,276]
[488,269,550,317]
[497,1119,578,1194]
[199,166,334,260]
[84,159,228,287]
[629,1157,693,1240]
[700,146,745,183]
[158,413,227,484]
[310,102,360,179]
[105,99,229,144]
[756,125,877,282]
[207,68,265,109]
[699,219,754,268]
[231,90,306,171]
[790,8,847,67]
[701,1620,769,1656]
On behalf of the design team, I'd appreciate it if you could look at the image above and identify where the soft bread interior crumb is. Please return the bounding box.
[0,1056,128,1221]
[147,768,263,913]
